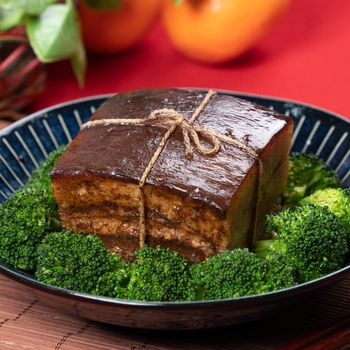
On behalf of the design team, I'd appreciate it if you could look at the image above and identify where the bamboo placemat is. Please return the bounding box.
[1,274,350,350]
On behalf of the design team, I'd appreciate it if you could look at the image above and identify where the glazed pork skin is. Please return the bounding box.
[51,89,293,263]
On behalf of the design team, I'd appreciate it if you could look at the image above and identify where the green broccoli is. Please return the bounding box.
[191,249,266,300]
[127,247,193,301]
[92,255,130,298]
[28,146,66,204]
[0,186,60,270]
[282,153,339,207]
[255,204,348,283]
[258,254,297,293]
[301,188,350,234]
[36,230,122,293]
[93,269,130,298]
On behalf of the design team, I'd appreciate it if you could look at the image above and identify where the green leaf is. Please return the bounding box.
[0,0,55,15]
[70,34,87,88]
[26,2,86,86]
[174,0,184,4]
[83,0,121,10]
[26,3,80,62]
[0,7,25,30]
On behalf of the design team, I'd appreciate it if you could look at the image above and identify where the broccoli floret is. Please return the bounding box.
[93,269,130,298]
[36,231,120,293]
[191,249,266,300]
[127,247,193,301]
[282,153,339,207]
[258,254,297,293]
[92,255,130,298]
[256,204,348,282]
[0,186,60,270]
[301,188,350,234]
[28,146,66,204]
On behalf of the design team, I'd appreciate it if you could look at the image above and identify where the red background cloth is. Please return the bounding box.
[31,0,350,119]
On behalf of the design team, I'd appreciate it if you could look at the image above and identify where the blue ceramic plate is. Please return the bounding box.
[0,90,350,330]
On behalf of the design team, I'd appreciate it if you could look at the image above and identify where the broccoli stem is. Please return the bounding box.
[255,240,274,259]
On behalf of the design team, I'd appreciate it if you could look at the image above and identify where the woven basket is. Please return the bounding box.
[0,29,46,129]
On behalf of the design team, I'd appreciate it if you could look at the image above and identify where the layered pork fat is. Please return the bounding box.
[51,89,293,263]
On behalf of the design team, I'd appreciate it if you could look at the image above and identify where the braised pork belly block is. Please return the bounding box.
[51,89,293,263]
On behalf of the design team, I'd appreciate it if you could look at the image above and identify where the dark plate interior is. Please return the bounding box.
[0,90,349,330]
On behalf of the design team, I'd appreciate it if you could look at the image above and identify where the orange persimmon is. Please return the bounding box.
[78,0,161,54]
[162,0,290,63]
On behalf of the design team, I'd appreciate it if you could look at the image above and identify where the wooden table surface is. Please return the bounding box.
[1,272,350,350]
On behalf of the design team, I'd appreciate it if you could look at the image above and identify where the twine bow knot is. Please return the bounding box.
[144,108,221,159]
